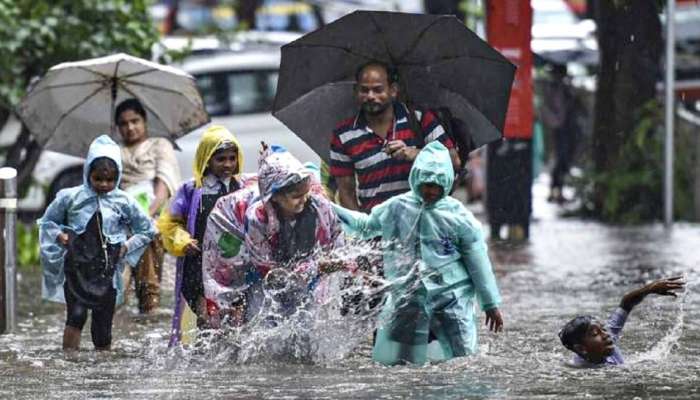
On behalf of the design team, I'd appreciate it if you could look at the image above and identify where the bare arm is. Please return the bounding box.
[149,177,170,217]
[619,276,685,312]
[336,175,360,211]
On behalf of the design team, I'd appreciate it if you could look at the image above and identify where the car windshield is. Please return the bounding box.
[195,70,279,116]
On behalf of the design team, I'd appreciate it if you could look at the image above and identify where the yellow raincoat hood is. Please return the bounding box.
[192,125,244,188]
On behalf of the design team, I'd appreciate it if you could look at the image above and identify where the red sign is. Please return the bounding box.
[486,0,534,139]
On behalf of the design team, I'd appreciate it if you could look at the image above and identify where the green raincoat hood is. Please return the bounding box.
[408,141,454,205]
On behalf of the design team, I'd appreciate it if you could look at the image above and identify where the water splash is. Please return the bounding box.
[173,240,388,365]
[628,275,691,364]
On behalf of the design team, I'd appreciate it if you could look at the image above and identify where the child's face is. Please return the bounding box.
[578,323,615,363]
[89,167,118,194]
[419,182,444,205]
[208,147,238,180]
[273,179,311,218]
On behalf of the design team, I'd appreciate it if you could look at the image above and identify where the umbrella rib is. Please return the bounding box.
[76,65,112,80]
[119,78,207,120]
[396,17,445,62]
[22,80,106,101]
[368,13,396,65]
[120,67,161,80]
[120,78,191,96]
[49,84,109,140]
[285,42,382,63]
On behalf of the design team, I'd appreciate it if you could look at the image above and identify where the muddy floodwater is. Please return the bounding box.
[2,197,699,400]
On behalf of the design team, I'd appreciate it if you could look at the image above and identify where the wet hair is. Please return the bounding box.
[355,61,399,85]
[559,315,594,353]
[89,157,118,178]
[115,98,147,125]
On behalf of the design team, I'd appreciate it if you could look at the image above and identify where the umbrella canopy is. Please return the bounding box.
[273,10,516,164]
[17,53,209,157]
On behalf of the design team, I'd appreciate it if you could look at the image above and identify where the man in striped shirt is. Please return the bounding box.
[330,62,459,212]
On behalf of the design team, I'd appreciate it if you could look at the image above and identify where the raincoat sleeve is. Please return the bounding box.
[330,202,383,239]
[456,207,501,311]
[245,204,279,272]
[122,197,157,267]
[202,193,253,310]
[158,184,195,257]
[157,208,192,257]
[37,189,72,302]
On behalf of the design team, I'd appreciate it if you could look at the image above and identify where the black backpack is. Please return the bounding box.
[405,103,475,181]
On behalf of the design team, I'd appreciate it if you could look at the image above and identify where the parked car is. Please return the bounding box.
[4,35,319,213]
[531,0,597,55]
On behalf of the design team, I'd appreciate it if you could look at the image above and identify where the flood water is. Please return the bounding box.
[2,191,699,399]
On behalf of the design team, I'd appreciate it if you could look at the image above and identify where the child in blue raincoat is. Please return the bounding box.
[332,141,504,365]
[39,135,155,351]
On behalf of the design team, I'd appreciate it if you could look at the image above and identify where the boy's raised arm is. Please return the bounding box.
[620,276,685,312]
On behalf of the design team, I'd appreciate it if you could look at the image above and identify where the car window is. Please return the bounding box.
[195,70,279,116]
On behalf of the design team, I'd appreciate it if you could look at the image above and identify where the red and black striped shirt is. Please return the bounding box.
[330,102,454,212]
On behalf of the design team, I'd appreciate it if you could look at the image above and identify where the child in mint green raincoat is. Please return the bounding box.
[332,141,504,365]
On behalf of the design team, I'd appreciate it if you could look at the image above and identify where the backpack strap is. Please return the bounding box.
[405,103,425,148]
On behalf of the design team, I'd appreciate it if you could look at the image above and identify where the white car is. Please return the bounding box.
[531,0,597,55]
[173,45,320,178]
[8,37,320,212]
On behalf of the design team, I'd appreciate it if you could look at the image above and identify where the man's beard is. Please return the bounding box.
[361,100,390,116]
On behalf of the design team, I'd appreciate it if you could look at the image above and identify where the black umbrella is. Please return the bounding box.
[272,10,516,164]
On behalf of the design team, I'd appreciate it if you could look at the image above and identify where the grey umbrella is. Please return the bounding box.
[273,10,516,164]
[17,53,209,157]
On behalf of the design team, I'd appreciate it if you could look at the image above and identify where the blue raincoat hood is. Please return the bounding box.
[408,141,454,205]
[38,135,155,304]
[82,134,123,192]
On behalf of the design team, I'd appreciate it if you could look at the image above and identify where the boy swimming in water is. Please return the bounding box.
[559,276,685,367]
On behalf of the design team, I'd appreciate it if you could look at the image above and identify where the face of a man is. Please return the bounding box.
[355,65,397,116]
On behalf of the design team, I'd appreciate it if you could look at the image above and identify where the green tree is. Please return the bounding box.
[588,0,664,221]
[0,0,159,192]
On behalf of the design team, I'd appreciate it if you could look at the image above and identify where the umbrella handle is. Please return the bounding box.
[110,77,118,135]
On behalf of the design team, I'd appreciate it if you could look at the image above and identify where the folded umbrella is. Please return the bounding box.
[17,53,209,157]
[273,10,516,164]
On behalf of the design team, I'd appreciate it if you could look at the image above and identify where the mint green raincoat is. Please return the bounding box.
[332,141,501,365]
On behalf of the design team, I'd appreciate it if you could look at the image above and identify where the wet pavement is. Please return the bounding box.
[1,176,699,399]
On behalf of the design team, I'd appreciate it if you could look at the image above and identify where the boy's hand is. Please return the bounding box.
[57,232,70,246]
[485,308,504,333]
[621,276,686,311]
[184,240,200,255]
[644,276,686,297]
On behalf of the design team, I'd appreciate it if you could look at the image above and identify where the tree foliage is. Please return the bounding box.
[588,0,665,222]
[0,0,159,189]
